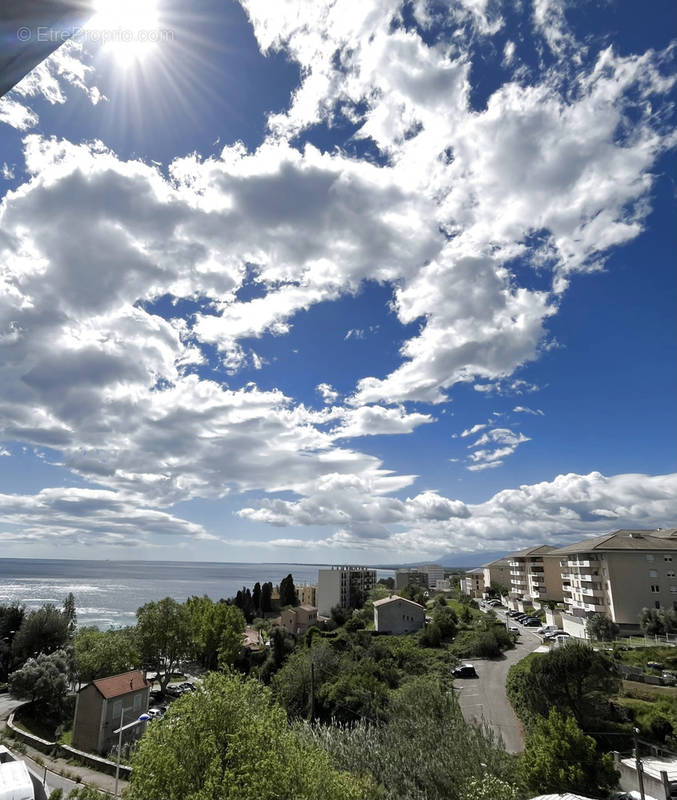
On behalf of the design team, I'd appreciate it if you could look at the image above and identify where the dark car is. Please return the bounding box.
[452,663,478,678]
[179,682,196,692]
[507,610,521,618]
[522,618,542,627]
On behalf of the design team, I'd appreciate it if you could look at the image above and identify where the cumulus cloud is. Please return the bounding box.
[242,471,677,558]
[0,487,215,548]
[466,427,530,471]
[316,383,339,404]
[461,422,487,437]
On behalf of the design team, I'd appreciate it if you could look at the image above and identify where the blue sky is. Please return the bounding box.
[0,0,675,563]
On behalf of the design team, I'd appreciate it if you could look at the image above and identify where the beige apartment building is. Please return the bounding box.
[279,604,318,635]
[297,584,317,606]
[482,558,511,594]
[506,545,564,604]
[460,568,484,598]
[554,528,677,632]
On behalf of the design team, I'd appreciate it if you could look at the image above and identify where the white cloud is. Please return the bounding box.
[461,422,487,437]
[1,163,14,180]
[466,427,530,470]
[0,487,215,548]
[514,405,544,416]
[330,405,434,439]
[241,471,677,558]
[0,98,38,131]
[316,383,339,404]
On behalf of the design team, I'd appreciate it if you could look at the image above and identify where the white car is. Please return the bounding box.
[536,625,558,635]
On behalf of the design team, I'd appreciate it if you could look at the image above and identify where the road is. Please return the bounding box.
[453,608,545,753]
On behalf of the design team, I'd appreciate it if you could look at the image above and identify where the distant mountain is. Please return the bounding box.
[372,551,511,570]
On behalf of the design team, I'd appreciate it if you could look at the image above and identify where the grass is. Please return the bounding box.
[611,645,677,671]
[620,680,677,700]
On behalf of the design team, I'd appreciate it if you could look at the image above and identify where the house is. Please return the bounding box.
[373,595,426,634]
[279,605,318,635]
[317,566,376,616]
[615,752,677,800]
[72,669,150,756]
[553,528,677,635]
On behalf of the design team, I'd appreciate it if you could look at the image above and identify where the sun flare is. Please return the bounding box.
[89,0,161,66]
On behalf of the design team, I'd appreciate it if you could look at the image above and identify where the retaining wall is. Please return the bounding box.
[7,707,132,779]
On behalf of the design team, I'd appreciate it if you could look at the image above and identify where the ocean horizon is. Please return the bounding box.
[0,557,396,629]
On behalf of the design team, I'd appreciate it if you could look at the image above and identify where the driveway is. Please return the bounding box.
[453,609,544,753]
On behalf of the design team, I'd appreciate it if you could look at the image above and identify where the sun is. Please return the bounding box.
[89,0,161,66]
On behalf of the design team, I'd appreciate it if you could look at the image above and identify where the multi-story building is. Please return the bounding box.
[506,545,563,605]
[297,584,317,606]
[395,568,428,591]
[317,566,376,616]
[395,565,445,591]
[553,529,677,633]
[460,568,484,598]
[482,558,511,595]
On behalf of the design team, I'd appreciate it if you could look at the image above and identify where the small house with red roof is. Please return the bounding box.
[72,670,150,755]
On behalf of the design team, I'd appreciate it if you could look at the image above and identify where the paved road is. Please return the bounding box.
[454,609,544,753]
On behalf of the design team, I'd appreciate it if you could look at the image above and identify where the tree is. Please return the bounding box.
[377,577,395,590]
[587,612,620,641]
[12,604,69,662]
[507,641,620,731]
[252,582,262,615]
[62,593,77,638]
[520,708,618,797]
[640,607,677,635]
[279,574,297,607]
[8,649,70,717]
[126,671,373,800]
[136,598,190,693]
[261,581,273,613]
[187,596,246,670]
[73,626,140,682]
[432,605,458,640]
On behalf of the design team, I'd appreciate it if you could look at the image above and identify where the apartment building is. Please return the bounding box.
[317,566,376,616]
[279,604,318,635]
[395,565,445,590]
[482,558,511,594]
[506,545,564,604]
[460,568,484,598]
[553,529,677,631]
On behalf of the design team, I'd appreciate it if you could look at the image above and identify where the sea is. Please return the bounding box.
[0,559,395,629]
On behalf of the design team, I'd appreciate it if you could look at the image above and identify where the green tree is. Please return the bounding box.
[252,582,262,615]
[508,641,620,731]
[261,582,273,613]
[186,597,245,670]
[126,671,373,800]
[12,604,69,662]
[62,593,77,638]
[587,612,620,641]
[136,598,190,693]
[8,649,70,717]
[640,607,677,635]
[462,775,517,800]
[520,708,618,797]
[279,574,298,607]
[432,605,458,640]
[73,626,140,682]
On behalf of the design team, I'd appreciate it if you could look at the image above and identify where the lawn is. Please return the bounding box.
[612,645,677,671]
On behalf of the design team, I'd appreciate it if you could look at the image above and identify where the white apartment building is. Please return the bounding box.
[553,529,677,631]
[506,545,564,604]
[317,566,376,616]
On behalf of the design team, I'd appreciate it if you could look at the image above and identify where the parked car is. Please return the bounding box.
[508,625,519,634]
[523,618,542,627]
[179,682,196,691]
[544,630,569,641]
[537,625,558,635]
[453,663,478,678]
[147,707,163,719]
[507,610,521,618]
[647,661,664,671]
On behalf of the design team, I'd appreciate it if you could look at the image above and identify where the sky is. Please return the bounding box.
[0,0,675,565]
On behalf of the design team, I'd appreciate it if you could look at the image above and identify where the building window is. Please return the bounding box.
[650,585,660,593]
[647,554,655,562]
[649,570,657,578]
[665,556,673,562]
[671,586,677,594]
[133,693,141,711]
[655,601,661,609]
[112,700,122,721]
[667,571,676,578]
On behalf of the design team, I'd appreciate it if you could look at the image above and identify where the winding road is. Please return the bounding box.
[453,608,545,753]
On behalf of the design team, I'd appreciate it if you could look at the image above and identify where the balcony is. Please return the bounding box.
[580,586,604,598]
[566,558,598,569]
[529,566,545,574]
[508,561,524,568]
[562,586,573,594]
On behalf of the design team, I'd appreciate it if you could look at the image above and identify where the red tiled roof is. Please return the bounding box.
[90,670,148,699]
